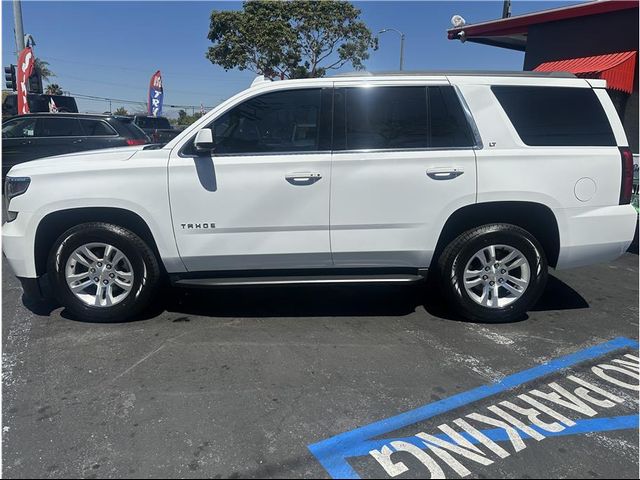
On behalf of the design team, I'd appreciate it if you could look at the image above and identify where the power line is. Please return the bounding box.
[44,56,246,84]
[69,92,222,110]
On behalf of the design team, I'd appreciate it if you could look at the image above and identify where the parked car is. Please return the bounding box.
[3,71,637,323]
[2,113,149,181]
[2,93,79,117]
[130,115,179,144]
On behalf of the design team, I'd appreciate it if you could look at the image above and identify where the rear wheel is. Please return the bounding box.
[437,224,547,323]
[48,222,160,322]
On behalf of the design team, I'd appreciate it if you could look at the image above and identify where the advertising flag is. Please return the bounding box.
[17,47,34,115]
[148,70,163,117]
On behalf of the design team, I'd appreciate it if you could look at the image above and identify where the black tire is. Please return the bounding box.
[436,223,547,323]
[47,222,161,322]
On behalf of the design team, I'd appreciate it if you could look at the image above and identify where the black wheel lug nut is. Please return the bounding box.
[109,273,115,279]
[94,277,99,282]
[482,275,488,280]
[501,269,506,274]
[490,281,495,286]
[103,279,109,285]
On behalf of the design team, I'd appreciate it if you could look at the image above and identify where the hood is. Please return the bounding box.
[7,145,147,177]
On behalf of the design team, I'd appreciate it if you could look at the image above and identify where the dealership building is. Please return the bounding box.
[447,0,639,154]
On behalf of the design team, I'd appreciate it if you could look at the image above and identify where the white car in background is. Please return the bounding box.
[3,71,637,323]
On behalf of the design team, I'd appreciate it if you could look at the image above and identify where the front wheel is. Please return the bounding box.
[437,224,547,323]
[47,222,161,322]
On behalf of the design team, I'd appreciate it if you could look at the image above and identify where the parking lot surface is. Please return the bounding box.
[2,253,639,478]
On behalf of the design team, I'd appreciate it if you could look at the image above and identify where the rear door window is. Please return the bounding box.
[35,117,83,137]
[428,86,475,148]
[79,119,117,136]
[341,86,429,150]
[334,86,476,151]
[491,86,616,146]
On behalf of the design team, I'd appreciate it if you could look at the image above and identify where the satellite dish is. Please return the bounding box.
[451,15,466,27]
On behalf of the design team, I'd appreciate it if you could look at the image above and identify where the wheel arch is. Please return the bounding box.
[34,207,164,276]
[432,201,560,269]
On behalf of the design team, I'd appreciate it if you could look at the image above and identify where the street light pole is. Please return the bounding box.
[13,0,25,52]
[378,28,405,71]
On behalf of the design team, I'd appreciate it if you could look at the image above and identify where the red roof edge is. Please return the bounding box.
[534,51,637,94]
[447,1,638,40]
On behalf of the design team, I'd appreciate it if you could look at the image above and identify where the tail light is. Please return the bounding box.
[126,138,146,146]
[619,146,634,205]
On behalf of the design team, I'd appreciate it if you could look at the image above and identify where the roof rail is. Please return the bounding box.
[332,70,577,78]
[250,75,272,87]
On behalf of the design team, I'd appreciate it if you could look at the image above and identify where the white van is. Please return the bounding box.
[3,71,636,323]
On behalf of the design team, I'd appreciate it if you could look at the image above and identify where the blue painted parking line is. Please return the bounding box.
[308,337,639,479]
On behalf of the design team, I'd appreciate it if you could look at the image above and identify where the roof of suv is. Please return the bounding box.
[332,70,577,78]
[7,112,120,119]
[248,70,582,89]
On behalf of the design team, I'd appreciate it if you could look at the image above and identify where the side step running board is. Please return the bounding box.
[174,274,425,288]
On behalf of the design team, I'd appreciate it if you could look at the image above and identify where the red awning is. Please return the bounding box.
[534,51,637,94]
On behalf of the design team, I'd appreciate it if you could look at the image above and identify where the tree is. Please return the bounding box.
[114,107,129,115]
[206,0,377,79]
[45,84,63,95]
[34,58,54,82]
[175,110,204,126]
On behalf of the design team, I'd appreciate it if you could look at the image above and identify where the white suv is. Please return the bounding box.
[3,72,637,323]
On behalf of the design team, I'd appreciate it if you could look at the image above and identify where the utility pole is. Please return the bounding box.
[13,0,25,52]
[502,0,512,19]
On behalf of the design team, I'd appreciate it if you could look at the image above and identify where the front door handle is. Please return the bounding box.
[426,167,464,180]
[285,172,322,185]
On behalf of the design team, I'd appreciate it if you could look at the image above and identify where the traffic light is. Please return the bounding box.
[4,65,16,91]
[28,70,42,94]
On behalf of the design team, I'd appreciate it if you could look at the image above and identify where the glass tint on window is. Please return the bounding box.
[491,86,616,147]
[343,87,429,150]
[334,85,475,151]
[80,119,117,136]
[428,86,474,148]
[2,117,37,138]
[35,118,83,137]
[211,88,325,155]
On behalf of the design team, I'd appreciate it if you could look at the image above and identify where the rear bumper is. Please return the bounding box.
[555,204,637,270]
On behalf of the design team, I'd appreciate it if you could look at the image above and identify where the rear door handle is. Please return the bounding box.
[426,167,464,180]
[285,172,322,185]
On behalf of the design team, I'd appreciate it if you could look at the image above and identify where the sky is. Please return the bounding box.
[2,0,582,117]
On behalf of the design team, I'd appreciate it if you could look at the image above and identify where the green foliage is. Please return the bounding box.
[45,84,63,95]
[172,109,204,126]
[114,106,128,115]
[206,0,377,79]
[34,58,54,82]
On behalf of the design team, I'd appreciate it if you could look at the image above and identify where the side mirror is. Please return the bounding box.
[194,128,215,153]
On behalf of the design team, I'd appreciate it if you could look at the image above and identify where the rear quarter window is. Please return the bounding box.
[80,119,117,136]
[491,86,616,147]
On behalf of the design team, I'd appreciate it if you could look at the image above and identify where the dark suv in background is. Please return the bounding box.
[131,115,179,143]
[2,113,149,181]
[2,93,79,117]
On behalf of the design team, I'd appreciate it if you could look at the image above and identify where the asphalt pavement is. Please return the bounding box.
[2,253,639,478]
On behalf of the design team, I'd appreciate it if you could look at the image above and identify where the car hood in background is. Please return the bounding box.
[7,145,149,177]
